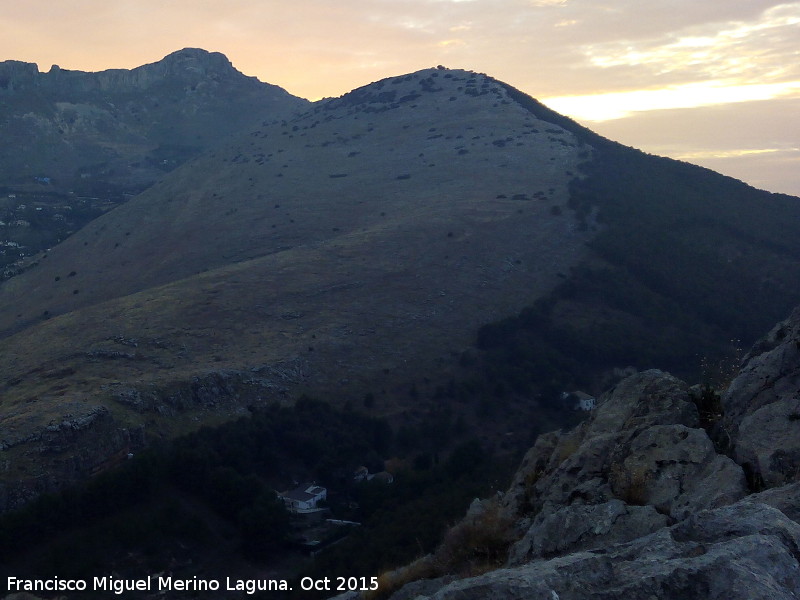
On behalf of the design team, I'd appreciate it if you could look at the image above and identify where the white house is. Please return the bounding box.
[278,483,327,514]
[573,391,597,411]
[562,390,596,411]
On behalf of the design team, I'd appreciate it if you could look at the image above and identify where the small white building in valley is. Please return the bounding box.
[278,483,327,514]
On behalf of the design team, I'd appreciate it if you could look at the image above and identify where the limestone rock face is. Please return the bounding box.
[743,481,800,522]
[504,371,699,516]
[721,305,800,488]
[506,499,668,565]
[0,60,39,90]
[0,48,307,197]
[413,503,800,600]
[735,396,800,488]
[500,429,562,519]
[505,370,747,565]
[386,310,800,599]
[585,370,699,435]
[610,424,746,519]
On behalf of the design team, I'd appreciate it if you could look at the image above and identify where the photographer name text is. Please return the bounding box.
[7,575,379,595]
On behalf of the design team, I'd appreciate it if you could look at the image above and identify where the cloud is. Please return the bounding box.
[587,97,800,195]
[0,0,797,193]
[4,0,796,101]
[436,39,467,48]
[681,147,800,195]
[534,3,800,124]
[544,80,800,121]
[579,2,800,85]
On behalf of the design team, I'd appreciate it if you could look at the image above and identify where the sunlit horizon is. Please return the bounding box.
[1,0,798,195]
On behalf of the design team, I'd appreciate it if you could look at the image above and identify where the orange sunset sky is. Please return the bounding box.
[1,0,798,195]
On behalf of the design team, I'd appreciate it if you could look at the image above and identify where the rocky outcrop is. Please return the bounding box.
[383,308,800,600]
[0,360,301,512]
[504,370,748,565]
[508,499,668,563]
[0,60,39,91]
[396,501,800,600]
[0,48,307,200]
[110,365,298,415]
[719,305,800,488]
[0,48,286,96]
[0,405,144,511]
[48,48,243,92]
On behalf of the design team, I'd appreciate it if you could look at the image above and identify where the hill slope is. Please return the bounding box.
[469,84,800,397]
[0,67,594,504]
[1,60,799,508]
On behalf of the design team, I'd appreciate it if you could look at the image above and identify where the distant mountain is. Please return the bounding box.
[1,57,799,509]
[0,49,307,272]
[0,48,306,192]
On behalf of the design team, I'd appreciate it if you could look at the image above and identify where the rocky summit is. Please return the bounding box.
[370,306,800,599]
[0,48,306,194]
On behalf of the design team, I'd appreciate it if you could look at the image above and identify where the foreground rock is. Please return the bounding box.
[505,370,747,565]
[409,501,800,600]
[719,305,800,488]
[379,308,800,600]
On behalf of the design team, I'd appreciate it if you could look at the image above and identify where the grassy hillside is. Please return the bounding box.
[0,68,593,501]
[0,66,798,516]
[1,64,799,598]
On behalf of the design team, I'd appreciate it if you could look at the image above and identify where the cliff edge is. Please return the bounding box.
[373,306,800,599]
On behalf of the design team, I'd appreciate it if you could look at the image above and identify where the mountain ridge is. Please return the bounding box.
[1,53,799,511]
[0,65,597,505]
[0,48,307,226]
[0,47,308,287]
[0,66,592,333]
[2,48,257,91]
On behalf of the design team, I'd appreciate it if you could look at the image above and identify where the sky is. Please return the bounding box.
[1,0,798,196]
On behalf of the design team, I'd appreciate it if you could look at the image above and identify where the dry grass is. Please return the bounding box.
[609,461,651,506]
[0,70,600,518]
[362,499,516,600]
[365,556,439,600]
[552,433,582,466]
[432,500,516,577]
[0,71,590,489]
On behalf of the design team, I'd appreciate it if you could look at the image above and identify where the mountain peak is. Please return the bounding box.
[137,47,240,80]
[0,47,307,206]
[164,47,220,60]
[322,66,515,117]
[0,48,259,94]
[40,48,256,92]
[2,53,800,522]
